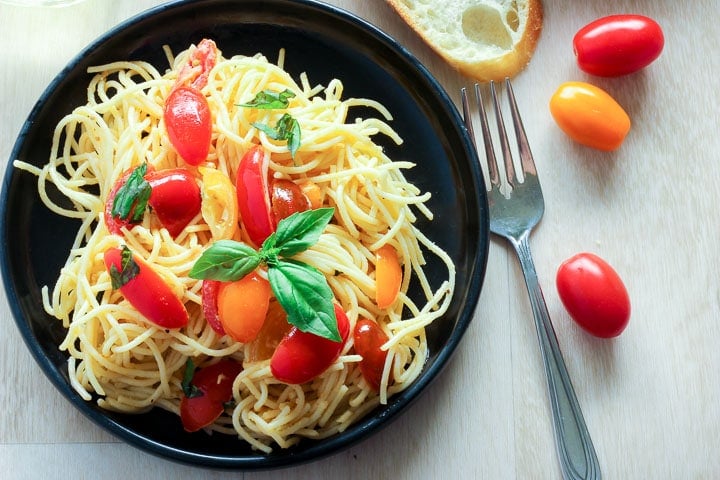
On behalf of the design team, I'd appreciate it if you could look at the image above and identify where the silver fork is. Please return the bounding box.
[461,79,601,480]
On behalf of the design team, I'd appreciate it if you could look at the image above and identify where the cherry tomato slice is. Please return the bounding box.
[146,168,201,237]
[104,246,188,329]
[270,304,350,384]
[164,85,212,166]
[104,168,139,235]
[175,38,218,91]
[201,279,224,335]
[574,15,664,77]
[556,252,631,338]
[236,146,274,247]
[180,359,242,432]
[199,166,238,241]
[375,244,402,309]
[217,272,272,343]
[247,301,292,362]
[353,318,390,391]
[270,178,310,227]
[549,81,631,151]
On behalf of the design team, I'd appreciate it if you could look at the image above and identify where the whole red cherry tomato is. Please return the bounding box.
[145,168,201,237]
[236,146,274,247]
[573,14,664,77]
[556,252,631,338]
[164,86,213,166]
[180,359,242,432]
[353,318,390,391]
[104,246,189,329]
[270,304,350,384]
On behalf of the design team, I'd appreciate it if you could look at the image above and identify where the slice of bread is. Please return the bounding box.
[385,0,543,82]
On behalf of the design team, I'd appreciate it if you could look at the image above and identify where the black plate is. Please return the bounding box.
[0,0,488,470]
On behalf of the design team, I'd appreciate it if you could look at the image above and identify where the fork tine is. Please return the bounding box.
[504,78,537,176]
[474,83,500,186]
[489,80,517,187]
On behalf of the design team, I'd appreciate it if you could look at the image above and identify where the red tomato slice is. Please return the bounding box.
[104,247,188,329]
[556,252,631,338]
[353,318,390,391]
[146,168,201,237]
[180,359,242,432]
[270,304,350,384]
[164,85,212,166]
[236,146,274,247]
[104,168,138,235]
[573,14,664,77]
[175,38,218,91]
[201,279,224,335]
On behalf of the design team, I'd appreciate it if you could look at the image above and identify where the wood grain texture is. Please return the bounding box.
[1,0,718,478]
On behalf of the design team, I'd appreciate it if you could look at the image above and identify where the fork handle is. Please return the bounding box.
[512,234,602,480]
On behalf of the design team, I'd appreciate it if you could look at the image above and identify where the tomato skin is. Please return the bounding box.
[201,279,224,335]
[574,15,664,77]
[353,318,390,391]
[270,304,350,384]
[217,272,272,343]
[270,178,310,227]
[556,253,631,338]
[236,146,274,247]
[164,86,212,166]
[146,168,201,237]
[375,244,402,309]
[180,359,242,432]
[103,247,188,329]
[549,81,631,151]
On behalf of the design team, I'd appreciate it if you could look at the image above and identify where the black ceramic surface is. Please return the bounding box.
[0,0,488,470]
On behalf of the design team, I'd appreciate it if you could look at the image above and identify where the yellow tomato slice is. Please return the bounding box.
[199,166,238,240]
[375,244,402,309]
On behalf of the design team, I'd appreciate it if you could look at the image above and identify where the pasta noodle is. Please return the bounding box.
[14,41,455,452]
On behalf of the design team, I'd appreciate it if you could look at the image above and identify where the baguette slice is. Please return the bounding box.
[385,0,543,82]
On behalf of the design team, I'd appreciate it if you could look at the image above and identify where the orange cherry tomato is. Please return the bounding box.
[180,359,242,432]
[270,303,350,384]
[217,271,272,343]
[104,246,188,329]
[247,301,292,362]
[549,81,631,151]
[375,244,402,309]
[556,252,631,338]
[270,178,310,227]
[298,179,323,210]
[353,318,390,391]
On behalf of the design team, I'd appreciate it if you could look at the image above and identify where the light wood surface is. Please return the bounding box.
[1,1,718,478]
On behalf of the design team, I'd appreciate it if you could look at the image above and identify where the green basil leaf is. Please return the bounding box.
[251,113,301,159]
[239,89,296,109]
[189,240,262,281]
[272,207,334,257]
[181,358,202,398]
[109,245,140,289]
[268,259,339,341]
[111,163,151,222]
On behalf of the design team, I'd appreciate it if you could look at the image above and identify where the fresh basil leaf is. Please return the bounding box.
[239,89,295,109]
[272,207,334,257]
[181,358,202,398]
[109,245,140,289]
[251,113,301,159]
[189,240,262,281]
[268,259,340,341]
[111,163,151,222]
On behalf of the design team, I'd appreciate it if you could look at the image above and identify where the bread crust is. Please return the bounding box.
[385,0,543,82]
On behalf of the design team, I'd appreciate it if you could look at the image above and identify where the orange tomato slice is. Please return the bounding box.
[375,244,402,309]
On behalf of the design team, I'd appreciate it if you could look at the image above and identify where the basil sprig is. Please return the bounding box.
[111,163,151,222]
[240,89,301,160]
[109,245,140,289]
[189,207,339,341]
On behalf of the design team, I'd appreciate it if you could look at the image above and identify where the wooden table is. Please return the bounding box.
[1,1,718,478]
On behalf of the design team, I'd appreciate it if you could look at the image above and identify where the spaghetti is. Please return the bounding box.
[15,40,456,452]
